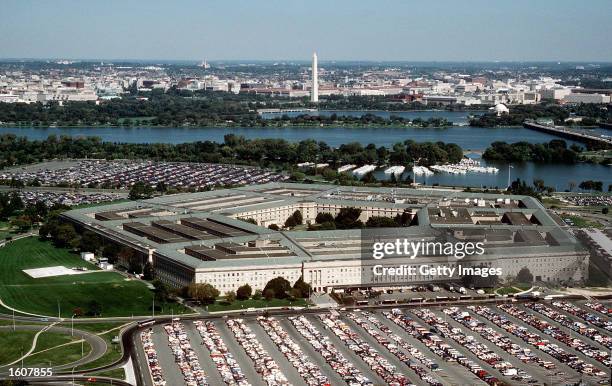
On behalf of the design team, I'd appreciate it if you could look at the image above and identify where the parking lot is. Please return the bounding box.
[137,300,612,386]
[1,160,288,190]
[348,284,492,307]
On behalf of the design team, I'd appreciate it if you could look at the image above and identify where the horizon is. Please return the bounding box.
[2,58,612,65]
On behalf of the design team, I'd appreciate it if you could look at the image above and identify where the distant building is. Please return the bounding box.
[563,93,611,104]
[539,88,571,101]
[492,103,509,116]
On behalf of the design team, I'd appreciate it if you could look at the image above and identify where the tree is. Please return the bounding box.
[155,181,167,193]
[188,283,219,305]
[335,207,363,229]
[602,207,609,215]
[152,280,170,303]
[129,181,154,200]
[53,223,79,249]
[10,216,32,232]
[263,276,291,299]
[579,180,603,192]
[290,171,306,181]
[143,261,155,281]
[88,300,102,317]
[284,210,303,228]
[236,284,252,300]
[126,252,143,275]
[102,243,121,264]
[79,231,101,253]
[252,289,263,300]
[361,171,377,183]
[315,212,334,224]
[462,264,500,288]
[263,288,275,300]
[292,210,303,225]
[225,291,236,304]
[365,216,398,228]
[293,276,312,298]
[267,224,280,231]
[516,267,534,284]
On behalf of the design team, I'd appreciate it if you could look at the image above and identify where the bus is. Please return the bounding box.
[138,319,155,328]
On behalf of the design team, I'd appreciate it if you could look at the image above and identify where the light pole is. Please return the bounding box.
[71,314,74,336]
[507,164,513,188]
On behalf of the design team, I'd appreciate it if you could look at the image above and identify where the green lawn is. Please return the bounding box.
[71,199,129,209]
[75,330,122,371]
[206,297,308,312]
[0,330,38,365]
[565,215,604,229]
[90,368,126,380]
[57,322,126,334]
[0,237,155,317]
[24,337,92,367]
[496,287,522,295]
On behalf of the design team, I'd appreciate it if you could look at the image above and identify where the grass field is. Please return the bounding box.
[0,330,38,365]
[0,237,155,317]
[75,329,122,371]
[90,368,126,380]
[564,215,604,229]
[24,337,92,367]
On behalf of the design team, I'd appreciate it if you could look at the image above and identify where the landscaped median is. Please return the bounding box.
[205,297,309,313]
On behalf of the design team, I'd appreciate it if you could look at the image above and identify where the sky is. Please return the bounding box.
[1,0,611,62]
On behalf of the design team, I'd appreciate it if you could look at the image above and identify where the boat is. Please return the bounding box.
[384,166,405,175]
[412,166,433,176]
[353,165,377,176]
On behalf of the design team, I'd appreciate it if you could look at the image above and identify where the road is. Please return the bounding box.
[0,324,107,375]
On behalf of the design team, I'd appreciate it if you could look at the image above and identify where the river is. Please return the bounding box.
[0,117,609,190]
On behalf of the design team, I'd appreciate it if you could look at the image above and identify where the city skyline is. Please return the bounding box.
[1,0,612,62]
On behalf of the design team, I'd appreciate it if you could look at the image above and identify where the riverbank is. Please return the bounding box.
[0,121,456,129]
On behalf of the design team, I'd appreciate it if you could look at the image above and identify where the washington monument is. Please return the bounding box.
[311,52,318,102]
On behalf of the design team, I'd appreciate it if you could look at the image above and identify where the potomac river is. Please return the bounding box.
[0,116,609,191]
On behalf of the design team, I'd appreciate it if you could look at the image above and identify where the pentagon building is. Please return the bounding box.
[62,183,589,292]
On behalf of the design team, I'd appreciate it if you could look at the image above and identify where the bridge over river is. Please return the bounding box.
[524,121,612,147]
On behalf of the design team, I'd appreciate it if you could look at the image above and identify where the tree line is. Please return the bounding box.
[0,134,464,178]
[469,103,612,128]
[482,139,582,163]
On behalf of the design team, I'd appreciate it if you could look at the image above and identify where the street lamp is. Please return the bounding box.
[506,164,513,189]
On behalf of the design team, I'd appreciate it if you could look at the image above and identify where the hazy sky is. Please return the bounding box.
[1,0,611,62]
